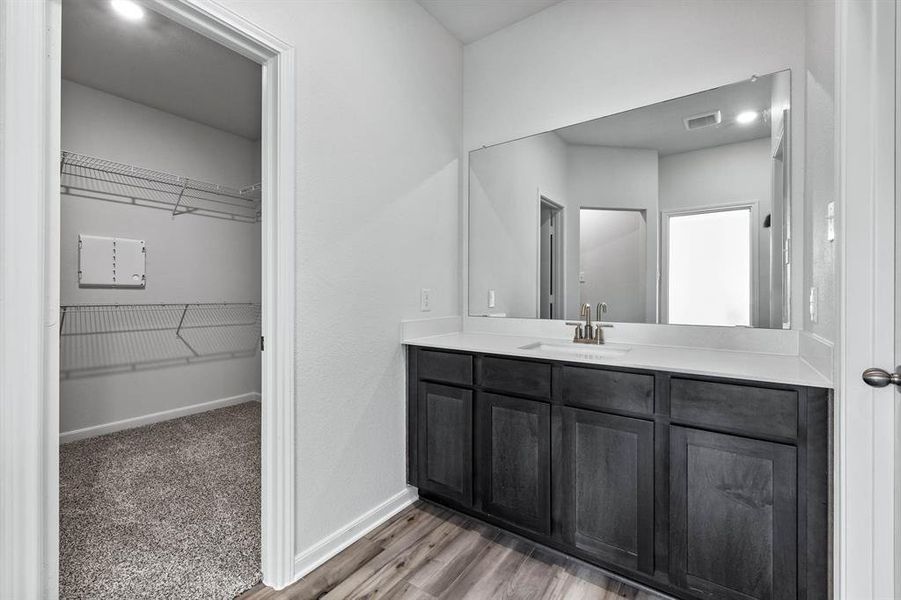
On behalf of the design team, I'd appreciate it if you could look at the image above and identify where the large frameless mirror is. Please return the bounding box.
[468,70,791,328]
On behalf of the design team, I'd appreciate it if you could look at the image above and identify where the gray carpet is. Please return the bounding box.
[60,402,262,599]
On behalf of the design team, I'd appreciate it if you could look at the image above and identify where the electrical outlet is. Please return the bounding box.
[809,287,818,323]
[488,289,496,308]
[420,288,432,312]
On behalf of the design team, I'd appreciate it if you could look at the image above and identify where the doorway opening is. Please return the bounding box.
[57,2,266,597]
[538,197,564,319]
[578,208,648,323]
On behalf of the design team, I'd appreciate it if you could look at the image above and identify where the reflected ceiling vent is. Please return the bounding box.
[683,110,722,131]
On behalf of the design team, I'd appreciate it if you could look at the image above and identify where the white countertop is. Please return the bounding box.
[403,332,832,389]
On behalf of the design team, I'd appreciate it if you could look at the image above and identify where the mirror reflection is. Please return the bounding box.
[469,70,791,328]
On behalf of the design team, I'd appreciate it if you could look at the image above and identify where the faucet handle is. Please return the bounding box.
[565,322,584,340]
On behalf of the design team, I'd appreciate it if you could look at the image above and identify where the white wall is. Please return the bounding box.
[469,131,567,317]
[463,0,806,330]
[803,0,836,347]
[60,80,261,434]
[215,0,462,557]
[566,145,658,321]
[659,138,772,326]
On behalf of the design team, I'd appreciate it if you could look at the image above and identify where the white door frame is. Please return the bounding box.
[0,1,297,597]
[837,0,897,597]
[536,192,564,319]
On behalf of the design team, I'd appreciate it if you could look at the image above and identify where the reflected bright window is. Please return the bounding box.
[666,208,751,327]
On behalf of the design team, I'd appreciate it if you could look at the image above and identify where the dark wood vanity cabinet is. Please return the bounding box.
[477,392,551,535]
[558,407,654,574]
[669,426,798,600]
[416,381,473,506]
[406,347,830,600]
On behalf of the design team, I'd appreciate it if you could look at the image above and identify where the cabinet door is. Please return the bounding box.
[417,382,472,506]
[558,407,654,574]
[478,392,551,535]
[670,427,797,600]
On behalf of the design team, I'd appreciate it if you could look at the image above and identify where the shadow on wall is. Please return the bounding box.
[59,302,261,379]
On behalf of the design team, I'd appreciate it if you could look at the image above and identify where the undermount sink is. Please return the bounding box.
[518,341,631,359]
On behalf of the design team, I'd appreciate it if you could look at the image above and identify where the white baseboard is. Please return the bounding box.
[292,486,419,581]
[59,391,262,444]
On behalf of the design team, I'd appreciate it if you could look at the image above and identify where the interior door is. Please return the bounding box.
[842,0,898,597]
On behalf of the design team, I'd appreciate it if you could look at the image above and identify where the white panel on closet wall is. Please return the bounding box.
[78,234,146,288]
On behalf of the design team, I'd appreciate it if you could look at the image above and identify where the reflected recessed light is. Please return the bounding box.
[736,111,758,125]
[111,0,145,21]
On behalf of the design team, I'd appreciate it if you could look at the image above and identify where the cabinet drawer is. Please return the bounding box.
[478,356,551,399]
[418,350,473,386]
[670,378,798,440]
[562,366,653,415]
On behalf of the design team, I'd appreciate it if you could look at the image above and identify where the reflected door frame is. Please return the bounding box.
[659,201,759,327]
[536,192,565,319]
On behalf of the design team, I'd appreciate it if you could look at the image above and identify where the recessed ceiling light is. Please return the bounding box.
[110,0,145,21]
[736,110,758,125]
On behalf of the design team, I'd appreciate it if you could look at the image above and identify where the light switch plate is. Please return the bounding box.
[809,286,818,323]
[420,288,432,312]
[79,234,146,288]
[488,289,496,308]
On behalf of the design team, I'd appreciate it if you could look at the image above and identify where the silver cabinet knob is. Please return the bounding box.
[862,367,901,388]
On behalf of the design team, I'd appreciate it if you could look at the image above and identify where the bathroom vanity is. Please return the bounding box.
[404,335,830,600]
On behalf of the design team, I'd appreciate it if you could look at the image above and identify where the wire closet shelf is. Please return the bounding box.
[60,151,261,223]
[59,302,261,378]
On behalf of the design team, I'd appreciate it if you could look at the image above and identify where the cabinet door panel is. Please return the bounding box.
[670,427,797,600]
[479,392,551,535]
[559,408,654,574]
[417,382,472,506]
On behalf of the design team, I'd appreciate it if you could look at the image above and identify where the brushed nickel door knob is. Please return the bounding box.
[862,367,901,388]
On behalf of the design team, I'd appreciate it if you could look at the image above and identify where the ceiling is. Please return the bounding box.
[417,0,564,44]
[62,0,261,140]
[556,75,776,156]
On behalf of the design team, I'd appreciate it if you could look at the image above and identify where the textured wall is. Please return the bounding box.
[469,131,568,318]
[216,0,463,554]
[803,1,836,345]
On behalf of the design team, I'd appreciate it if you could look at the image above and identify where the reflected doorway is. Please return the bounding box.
[578,208,648,323]
[539,197,564,319]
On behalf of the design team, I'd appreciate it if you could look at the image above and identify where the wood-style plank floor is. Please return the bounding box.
[239,501,667,600]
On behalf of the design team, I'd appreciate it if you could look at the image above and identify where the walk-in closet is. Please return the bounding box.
[58,1,264,597]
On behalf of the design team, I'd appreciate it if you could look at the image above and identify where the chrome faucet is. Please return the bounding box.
[566,302,612,344]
